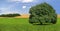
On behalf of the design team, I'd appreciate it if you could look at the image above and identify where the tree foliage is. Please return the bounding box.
[29,2,57,24]
[0,13,21,17]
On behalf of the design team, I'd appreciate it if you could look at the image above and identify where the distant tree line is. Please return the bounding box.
[0,13,21,17]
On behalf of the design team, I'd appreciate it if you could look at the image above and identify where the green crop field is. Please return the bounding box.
[0,18,60,31]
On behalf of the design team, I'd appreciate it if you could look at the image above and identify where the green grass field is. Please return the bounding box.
[0,18,60,31]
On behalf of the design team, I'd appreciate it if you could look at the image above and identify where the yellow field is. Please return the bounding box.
[15,14,60,18]
[57,15,60,18]
[15,14,29,18]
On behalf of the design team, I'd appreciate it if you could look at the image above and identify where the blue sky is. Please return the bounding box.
[0,0,60,14]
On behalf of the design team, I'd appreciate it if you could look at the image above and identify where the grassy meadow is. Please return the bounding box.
[0,18,59,31]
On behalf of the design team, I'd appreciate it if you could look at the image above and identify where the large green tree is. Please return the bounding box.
[29,2,57,24]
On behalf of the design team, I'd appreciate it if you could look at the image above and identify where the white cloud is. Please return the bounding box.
[22,0,34,3]
[0,8,8,11]
[0,10,19,14]
[7,0,21,2]
[0,7,19,14]
[0,11,19,14]
[7,0,34,3]
[22,6,26,9]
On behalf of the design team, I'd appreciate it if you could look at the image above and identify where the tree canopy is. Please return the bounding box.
[29,2,57,24]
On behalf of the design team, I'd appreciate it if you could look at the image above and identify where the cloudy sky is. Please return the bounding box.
[0,0,60,14]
